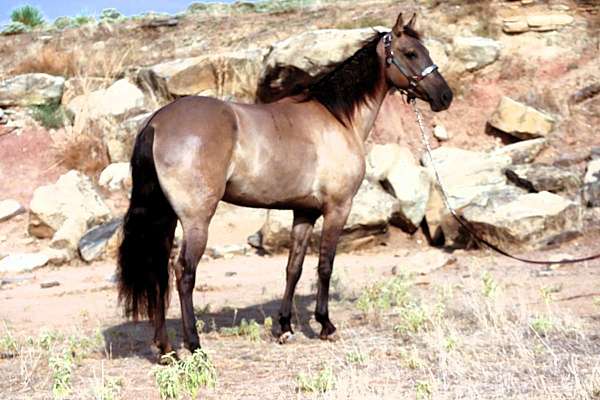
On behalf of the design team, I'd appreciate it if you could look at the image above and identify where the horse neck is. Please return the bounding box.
[350,42,390,142]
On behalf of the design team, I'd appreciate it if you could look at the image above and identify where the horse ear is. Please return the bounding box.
[406,13,417,29]
[392,12,404,36]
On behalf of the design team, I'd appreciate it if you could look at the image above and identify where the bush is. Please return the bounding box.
[1,21,30,35]
[11,5,45,28]
[31,103,73,130]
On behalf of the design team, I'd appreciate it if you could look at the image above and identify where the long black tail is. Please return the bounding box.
[118,123,177,321]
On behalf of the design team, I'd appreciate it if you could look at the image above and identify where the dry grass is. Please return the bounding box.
[11,45,78,77]
[1,270,598,399]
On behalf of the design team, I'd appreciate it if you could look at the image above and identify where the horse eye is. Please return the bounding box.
[405,51,418,59]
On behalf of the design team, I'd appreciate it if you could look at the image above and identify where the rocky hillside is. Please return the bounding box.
[0,0,599,271]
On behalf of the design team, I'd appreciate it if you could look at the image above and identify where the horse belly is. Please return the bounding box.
[223,156,320,209]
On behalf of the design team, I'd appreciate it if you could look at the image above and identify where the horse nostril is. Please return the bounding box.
[441,90,453,106]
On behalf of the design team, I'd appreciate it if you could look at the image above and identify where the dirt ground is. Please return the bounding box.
[1,214,600,399]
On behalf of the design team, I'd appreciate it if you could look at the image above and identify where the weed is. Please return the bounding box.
[73,15,95,27]
[38,329,63,351]
[263,316,273,334]
[11,5,45,28]
[49,350,73,399]
[91,364,122,400]
[0,325,18,356]
[399,348,424,370]
[356,276,412,315]
[153,349,217,399]
[296,366,335,393]
[345,350,368,365]
[31,103,73,130]
[219,318,261,342]
[530,315,553,336]
[481,271,498,298]
[540,284,562,305]
[394,302,429,335]
[416,380,433,400]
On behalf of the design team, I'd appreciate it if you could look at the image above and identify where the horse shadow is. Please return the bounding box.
[102,293,340,361]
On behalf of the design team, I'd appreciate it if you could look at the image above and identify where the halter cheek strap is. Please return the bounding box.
[383,33,438,93]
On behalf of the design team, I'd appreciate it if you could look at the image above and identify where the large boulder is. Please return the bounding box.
[0,73,65,107]
[458,191,581,250]
[78,218,123,262]
[66,79,146,123]
[29,171,112,258]
[450,36,501,73]
[422,146,516,245]
[139,48,267,102]
[489,97,555,140]
[249,179,399,253]
[367,144,431,233]
[106,112,153,162]
[504,164,581,195]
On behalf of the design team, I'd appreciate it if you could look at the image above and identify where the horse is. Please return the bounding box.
[117,11,453,359]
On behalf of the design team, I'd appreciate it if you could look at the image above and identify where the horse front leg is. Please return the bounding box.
[315,200,352,340]
[278,209,319,343]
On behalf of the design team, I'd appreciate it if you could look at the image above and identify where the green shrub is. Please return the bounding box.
[11,5,45,28]
[1,21,30,35]
[49,350,74,399]
[31,103,73,130]
[153,349,217,399]
[356,276,412,315]
[53,17,72,30]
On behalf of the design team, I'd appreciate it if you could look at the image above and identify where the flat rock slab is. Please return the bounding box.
[0,253,49,273]
[505,164,581,194]
[489,97,554,140]
[0,199,25,222]
[78,218,123,262]
[0,73,65,107]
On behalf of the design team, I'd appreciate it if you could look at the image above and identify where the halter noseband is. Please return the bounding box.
[383,32,438,99]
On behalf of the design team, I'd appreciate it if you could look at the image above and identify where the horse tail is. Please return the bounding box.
[118,122,177,322]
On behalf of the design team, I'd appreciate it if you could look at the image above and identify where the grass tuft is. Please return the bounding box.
[153,349,217,399]
[11,5,45,28]
[296,366,335,393]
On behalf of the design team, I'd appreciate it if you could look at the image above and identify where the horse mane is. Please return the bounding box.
[255,28,423,126]
[303,31,385,127]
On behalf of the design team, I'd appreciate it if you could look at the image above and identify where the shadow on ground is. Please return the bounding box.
[102,293,342,362]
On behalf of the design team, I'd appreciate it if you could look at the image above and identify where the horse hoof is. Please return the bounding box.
[319,331,339,342]
[278,331,295,344]
[158,351,179,365]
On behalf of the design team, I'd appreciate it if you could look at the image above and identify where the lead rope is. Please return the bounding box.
[411,99,600,265]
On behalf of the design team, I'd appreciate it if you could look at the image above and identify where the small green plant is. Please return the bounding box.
[73,14,95,27]
[11,5,45,28]
[444,335,458,351]
[296,366,335,393]
[0,325,18,356]
[263,316,273,332]
[399,348,424,370]
[49,350,74,399]
[356,276,412,315]
[153,349,217,399]
[2,21,30,35]
[219,318,261,342]
[345,349,368,365]
[38,329,63,351]
[31,103,73,130]
[394,302,429,335]
[530,315,553,336]
[92,372,122,400]
[416,380,433,400]
[540,284,562,304]
[481,271,498,298]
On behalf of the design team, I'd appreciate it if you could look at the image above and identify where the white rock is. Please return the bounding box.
[366,144,411,181]
[99,163,131,192]
[0,199,25,222]
[0,252,49,273]
[451,36,501,72]
[67,79,146,122]
[29,171,112,261]
[433,124,449,141]
[489,97,554,140]
[0,73,65,107]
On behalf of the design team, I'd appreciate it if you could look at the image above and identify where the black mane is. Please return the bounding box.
[304,31,385,126]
